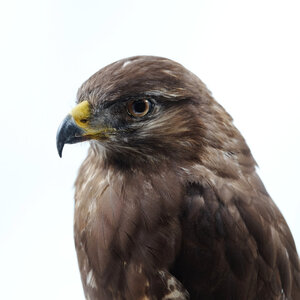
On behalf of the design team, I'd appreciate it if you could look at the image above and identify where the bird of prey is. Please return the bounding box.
[56,56,300,300]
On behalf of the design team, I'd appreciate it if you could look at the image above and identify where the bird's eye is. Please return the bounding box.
[127,99,151,117]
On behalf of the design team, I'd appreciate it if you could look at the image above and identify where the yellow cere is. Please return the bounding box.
[71,100,91,129]
[70,100,116,137]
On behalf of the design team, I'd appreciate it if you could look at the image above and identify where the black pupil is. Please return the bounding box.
[133,100,147,113]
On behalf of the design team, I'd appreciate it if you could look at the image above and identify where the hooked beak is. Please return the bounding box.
[56,100,114,157]
[56,114,87,157]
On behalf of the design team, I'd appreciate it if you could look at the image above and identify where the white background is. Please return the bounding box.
[0,1,299,299]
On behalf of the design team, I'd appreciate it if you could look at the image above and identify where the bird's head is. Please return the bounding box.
[57,56,252,172]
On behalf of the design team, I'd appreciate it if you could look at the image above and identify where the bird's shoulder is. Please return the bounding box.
[175,166,300,299]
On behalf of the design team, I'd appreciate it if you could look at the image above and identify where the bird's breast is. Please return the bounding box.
[73,158,186,299]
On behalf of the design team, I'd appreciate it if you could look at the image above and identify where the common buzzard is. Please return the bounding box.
[56,56,300,299]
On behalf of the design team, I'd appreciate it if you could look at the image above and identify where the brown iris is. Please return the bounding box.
[127,99,151,117]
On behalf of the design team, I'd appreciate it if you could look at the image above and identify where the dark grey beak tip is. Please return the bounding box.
[57,141,64,158]
[56,114,85,158]
[56,114,72,158]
